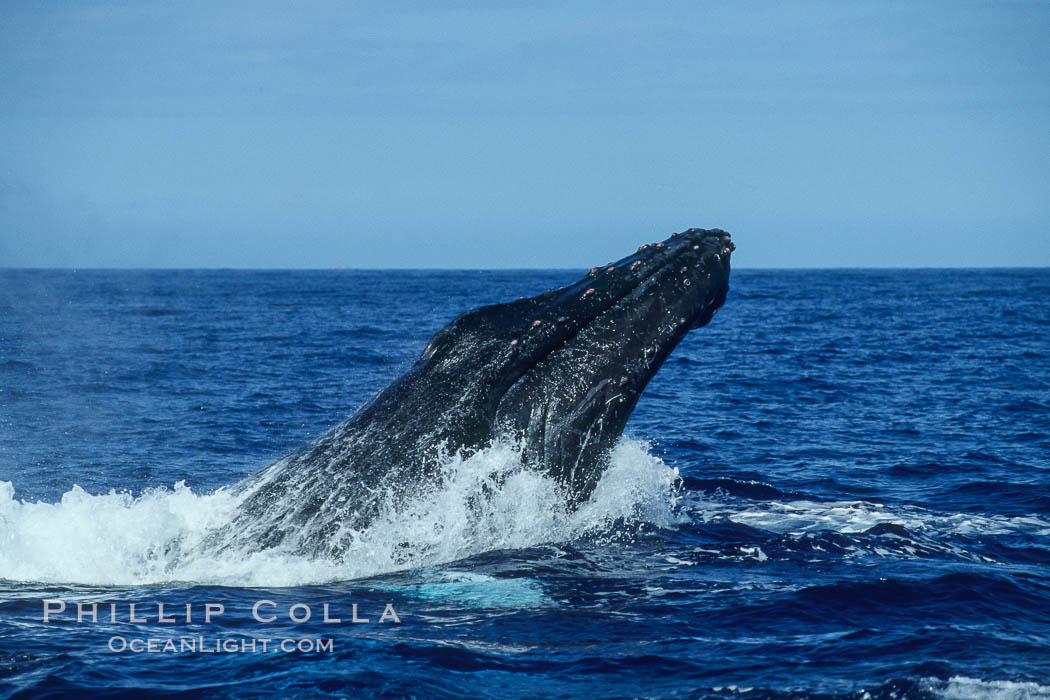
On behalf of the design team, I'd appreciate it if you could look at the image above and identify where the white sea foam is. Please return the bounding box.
[675,492,1050,565]
[711,498,1050,539]
[0,438,679,588]
[924,676,1050,700]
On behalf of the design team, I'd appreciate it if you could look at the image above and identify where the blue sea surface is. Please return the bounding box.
[1,268,1049,698]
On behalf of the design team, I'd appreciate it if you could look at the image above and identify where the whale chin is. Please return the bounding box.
[201,228,734,557]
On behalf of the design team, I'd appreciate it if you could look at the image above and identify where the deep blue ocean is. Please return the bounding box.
[1,268,1049,699]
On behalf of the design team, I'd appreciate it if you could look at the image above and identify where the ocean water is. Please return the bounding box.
[0,268,1048,699]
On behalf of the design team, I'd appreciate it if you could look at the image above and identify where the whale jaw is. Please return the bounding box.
[487,228,733,500]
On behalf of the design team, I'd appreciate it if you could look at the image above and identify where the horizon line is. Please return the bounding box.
[2,265,1049,272]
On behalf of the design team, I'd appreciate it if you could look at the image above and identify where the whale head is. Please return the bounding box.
[207,228,733,557]
[412,227,734,501]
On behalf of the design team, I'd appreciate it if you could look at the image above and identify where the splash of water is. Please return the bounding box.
[0,438,680,587]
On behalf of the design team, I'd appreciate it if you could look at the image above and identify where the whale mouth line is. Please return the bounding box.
[490,228,733,475]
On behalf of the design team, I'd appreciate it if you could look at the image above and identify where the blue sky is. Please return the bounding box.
[1,1,1047,268]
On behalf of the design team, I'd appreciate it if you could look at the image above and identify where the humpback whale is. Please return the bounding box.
[208,228,734,558]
